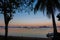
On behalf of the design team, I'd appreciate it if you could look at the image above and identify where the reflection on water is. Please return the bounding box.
[0,28,60,38]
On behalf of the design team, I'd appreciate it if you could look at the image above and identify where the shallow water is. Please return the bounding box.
[0,27,60,38]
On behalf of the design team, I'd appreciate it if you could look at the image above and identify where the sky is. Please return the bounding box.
[0,0,60,27]
[0,10,60,27]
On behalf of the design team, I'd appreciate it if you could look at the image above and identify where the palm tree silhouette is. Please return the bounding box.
[30,0,60,40]
[0,0,21,40]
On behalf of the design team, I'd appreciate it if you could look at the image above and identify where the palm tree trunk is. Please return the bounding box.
[52,13,57,40]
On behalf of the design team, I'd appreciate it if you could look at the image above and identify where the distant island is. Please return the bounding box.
[0,26,60,29]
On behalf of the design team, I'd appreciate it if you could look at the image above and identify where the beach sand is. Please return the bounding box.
[0,35,52,40]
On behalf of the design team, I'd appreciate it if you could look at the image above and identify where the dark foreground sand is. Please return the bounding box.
[0,35,52,40]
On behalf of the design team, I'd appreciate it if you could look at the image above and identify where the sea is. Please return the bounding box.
[0,27,60,38]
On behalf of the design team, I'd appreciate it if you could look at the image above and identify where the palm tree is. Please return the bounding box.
[0,0,22,40]
[30,0,60,40]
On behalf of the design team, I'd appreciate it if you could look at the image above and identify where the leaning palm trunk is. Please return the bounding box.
[52,13,57,40]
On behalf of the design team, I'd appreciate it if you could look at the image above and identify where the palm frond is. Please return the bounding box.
[33,0,60,18]
[34,0,41,14]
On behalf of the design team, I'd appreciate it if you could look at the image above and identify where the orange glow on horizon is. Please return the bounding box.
[0,21,60,27]
[8,21,53,26]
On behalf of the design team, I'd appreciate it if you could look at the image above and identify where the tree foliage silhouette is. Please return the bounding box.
[57,13,60,21]
[0,0,25,40]
[30,0,60,40]
[0,0,34,40]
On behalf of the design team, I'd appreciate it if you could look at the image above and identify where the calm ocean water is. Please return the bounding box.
[0,27,60,38]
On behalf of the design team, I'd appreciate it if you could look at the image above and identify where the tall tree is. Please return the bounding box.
[30,0,60,40]
[0,0,23,40]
